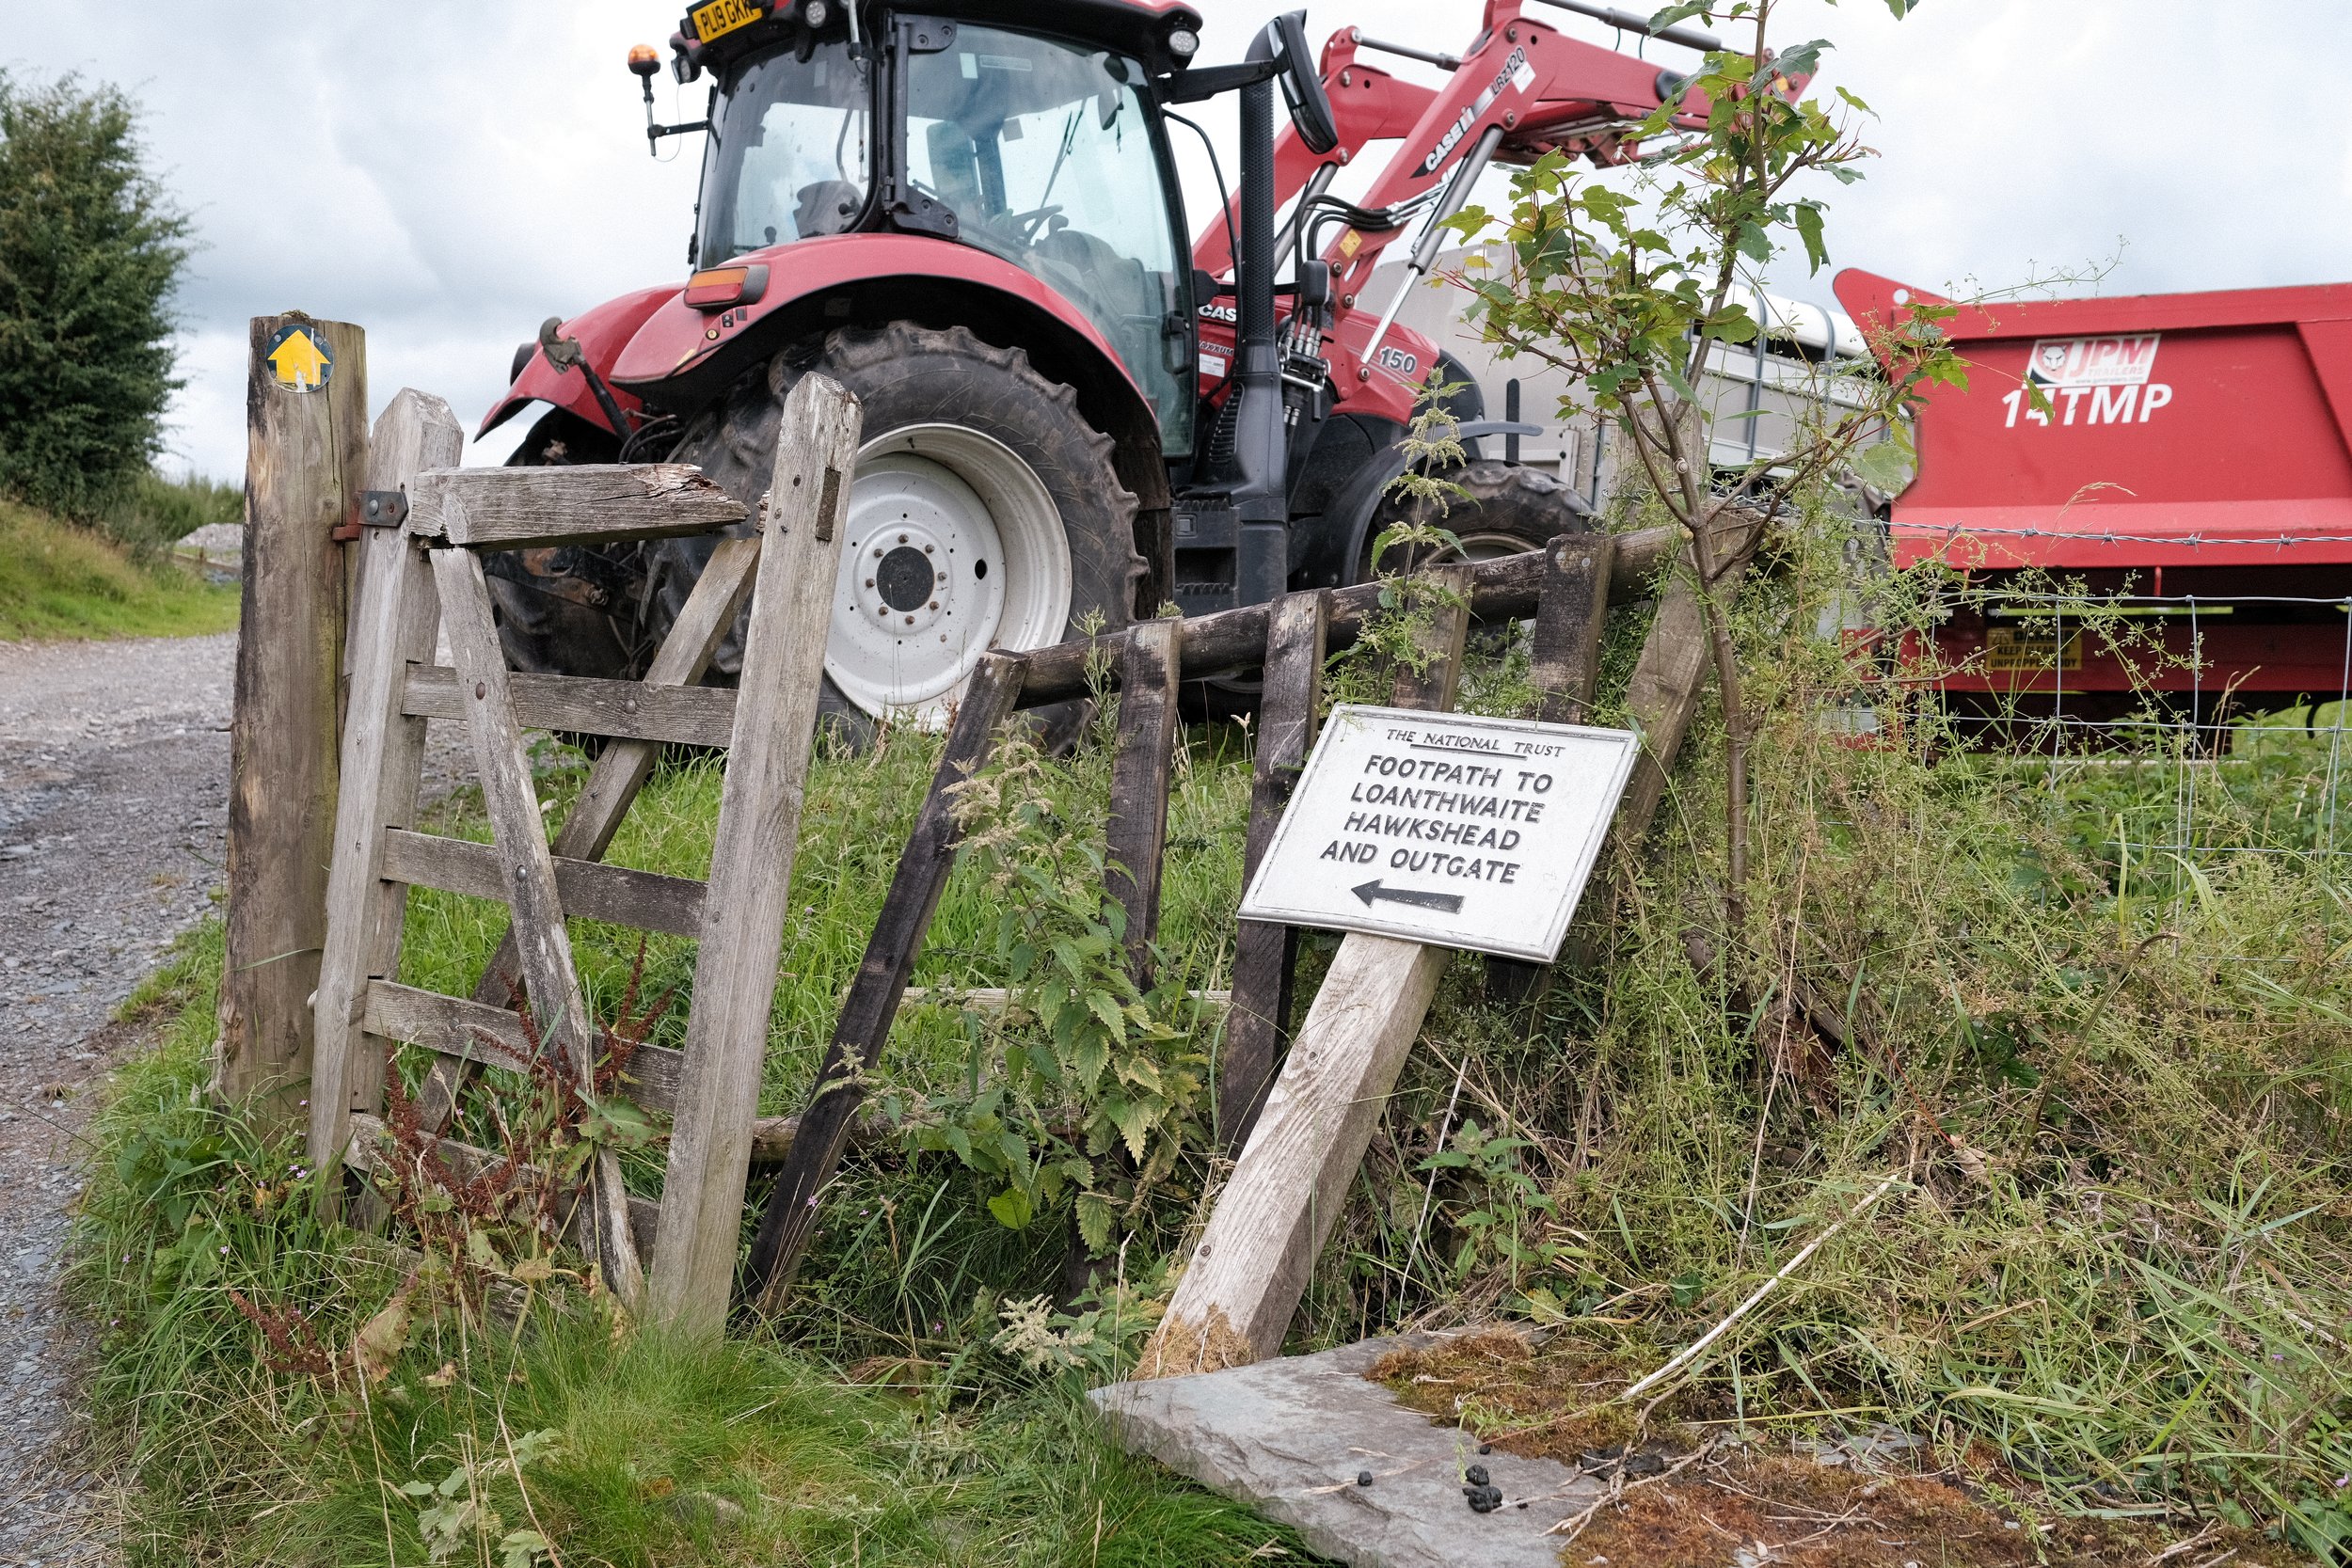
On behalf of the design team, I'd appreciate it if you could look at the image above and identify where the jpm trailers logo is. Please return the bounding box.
[2002,333,2172,428]
[1420,47,1535,174]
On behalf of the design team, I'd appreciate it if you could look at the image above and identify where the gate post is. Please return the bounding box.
[214,313,368,1123]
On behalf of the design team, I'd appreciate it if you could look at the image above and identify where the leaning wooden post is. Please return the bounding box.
[1613,523,1752,850]
[215,314,368,1120]
[1138,565,1472,1376]
[649,373,862,1337]
[308,390,463,1174]
[745,651,1027,1310]
[1217,589,1327,1147]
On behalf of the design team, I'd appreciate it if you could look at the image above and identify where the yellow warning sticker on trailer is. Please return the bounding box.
[691,0,760,43]
[1984,626,2083,672]
[264,324,332,392]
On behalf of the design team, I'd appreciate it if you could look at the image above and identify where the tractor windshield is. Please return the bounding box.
[904,26,1192,454]
[697,47,872,261]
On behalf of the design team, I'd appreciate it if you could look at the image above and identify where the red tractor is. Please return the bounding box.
[480,0,1727,722]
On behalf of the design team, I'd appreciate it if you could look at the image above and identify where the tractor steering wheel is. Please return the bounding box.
[1005,204,1065,245]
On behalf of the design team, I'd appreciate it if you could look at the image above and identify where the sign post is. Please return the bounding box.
[1141,705,1636,1375]
[1237,705,1636,960]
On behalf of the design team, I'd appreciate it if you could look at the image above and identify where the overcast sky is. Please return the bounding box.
[10,1,2347,480]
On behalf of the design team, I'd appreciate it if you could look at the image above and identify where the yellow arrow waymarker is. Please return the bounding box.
[266,325,333,391]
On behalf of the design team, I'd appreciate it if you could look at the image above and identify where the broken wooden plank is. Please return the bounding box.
[1105,617,1183,980]
[308,388,462,1172]
[648,372,861,1338]
[432,543,646,1307]
[1218,589,1327,1148]
[405,463,745,549]
[744,650,1026,1311]
[403,665,738,748]
[1140,580,1474,1376]
[413,534,761,1137]
[380,828,707,938]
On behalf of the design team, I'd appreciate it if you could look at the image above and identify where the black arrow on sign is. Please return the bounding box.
[1351,879,1464,913]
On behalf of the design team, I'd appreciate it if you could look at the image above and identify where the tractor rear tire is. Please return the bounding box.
[1359,458,1597,577]
[649,322,1144,734]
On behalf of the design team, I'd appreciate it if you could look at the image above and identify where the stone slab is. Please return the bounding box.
[1089,1334,1602,1568]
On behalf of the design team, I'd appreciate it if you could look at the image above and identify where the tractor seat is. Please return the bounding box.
[793,181,863,239]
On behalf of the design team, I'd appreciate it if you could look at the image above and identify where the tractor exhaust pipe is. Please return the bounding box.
[1225,23,1292,603]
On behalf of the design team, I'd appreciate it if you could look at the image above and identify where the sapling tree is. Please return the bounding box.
[1442,0,1960,928]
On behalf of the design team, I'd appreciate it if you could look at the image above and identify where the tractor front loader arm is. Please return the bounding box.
[1188,31,1438,280]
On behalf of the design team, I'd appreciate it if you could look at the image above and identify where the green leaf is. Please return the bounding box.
[987,1186,1035,1230]
[1107,1096,1153,1163]
[1075,1191,1115,1254]
[1791,202,1828,275]
[1835,85,1874,115]
[1735,222,1772,265]
[1773,38,1831,78]
[1646,0,1714,28]
[1851,438,1913,493]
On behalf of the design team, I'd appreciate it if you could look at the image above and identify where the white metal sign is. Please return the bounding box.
[1237,705,1638,962]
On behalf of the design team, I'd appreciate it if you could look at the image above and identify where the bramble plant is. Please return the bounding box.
[893,710,1213,1259]
[1442,0,1963,928]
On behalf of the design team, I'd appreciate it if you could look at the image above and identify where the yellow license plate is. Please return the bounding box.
[1984,627,2083,672]
[691,0,761,42]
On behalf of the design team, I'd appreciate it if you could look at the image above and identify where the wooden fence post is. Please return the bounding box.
[1487,534,1617,1006]
[1218,589,1327,1147]
[215,313,367,1120]
[1106,618,1184,980]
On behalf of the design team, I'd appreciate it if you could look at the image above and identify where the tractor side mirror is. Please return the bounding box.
[1253,10,1339,155]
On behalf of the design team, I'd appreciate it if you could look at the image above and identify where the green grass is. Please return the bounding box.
[0,494,238,641]
[81,919,1319,1566]
[74,532,2352,1562]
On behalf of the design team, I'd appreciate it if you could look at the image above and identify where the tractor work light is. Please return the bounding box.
[1168,26,1199,57]
[803,0,831,27]
[683,263,769,310]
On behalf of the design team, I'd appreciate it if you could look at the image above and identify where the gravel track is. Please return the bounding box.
[0,632,239,1563]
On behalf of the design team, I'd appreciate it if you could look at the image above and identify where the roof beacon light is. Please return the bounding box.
[1168,27,1199,58]
[627,43,661,78]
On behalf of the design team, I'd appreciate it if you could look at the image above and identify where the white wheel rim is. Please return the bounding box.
[825,422,1072,722]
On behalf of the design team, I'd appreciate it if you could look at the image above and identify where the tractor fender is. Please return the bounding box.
[476,282,675,440]
[1311,419,1543,584]
[607,233,1150,430]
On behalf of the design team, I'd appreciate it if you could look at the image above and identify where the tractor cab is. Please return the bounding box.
[676,1,1202,453]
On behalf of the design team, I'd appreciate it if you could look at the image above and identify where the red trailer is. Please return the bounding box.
[1833,269,2352,730]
